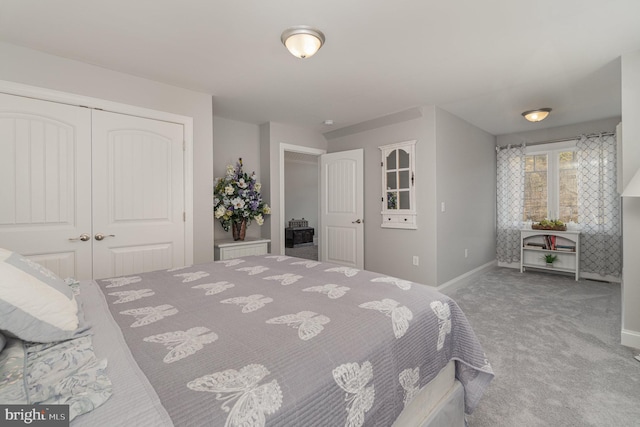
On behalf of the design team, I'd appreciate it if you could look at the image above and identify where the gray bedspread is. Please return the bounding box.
[95,255,493,426]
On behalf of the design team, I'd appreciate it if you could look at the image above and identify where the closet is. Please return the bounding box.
[0,92,187,280]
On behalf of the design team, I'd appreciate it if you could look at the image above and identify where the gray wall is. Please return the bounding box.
[325,107,497,287]
[326,108,439,285]
[435,108,496,284]
[213,117,264,240]
[621,50,640,348]
[284,158,319,236]
[0,42,215,264]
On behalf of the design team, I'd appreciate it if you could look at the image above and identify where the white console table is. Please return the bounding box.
[520,229,580,280]
[214,237,270,260]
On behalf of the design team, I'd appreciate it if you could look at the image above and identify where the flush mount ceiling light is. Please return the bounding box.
[522,108,552,122]
[281,26,325,59]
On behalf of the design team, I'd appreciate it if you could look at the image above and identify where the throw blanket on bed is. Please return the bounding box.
[96,255,493,426]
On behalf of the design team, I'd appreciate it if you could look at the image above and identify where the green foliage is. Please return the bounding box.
[537,219,565,228]
[543,253,558,263]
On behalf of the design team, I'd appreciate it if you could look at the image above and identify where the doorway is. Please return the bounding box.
[284,151,320,260]
[279,144,325,259]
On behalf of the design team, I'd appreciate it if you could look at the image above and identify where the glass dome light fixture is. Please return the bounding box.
[522,108,552,122]
[281,26,325,59]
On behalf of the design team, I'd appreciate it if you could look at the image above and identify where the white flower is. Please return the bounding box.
[255,182,262,192]
[213,197,220,206]
[226,164,234,177]
[255,214,264,225]
[215,206,226,219]
[263,205,271,214]
[224,185,235,195]
[231,198,246,209]
[237,178,248,189]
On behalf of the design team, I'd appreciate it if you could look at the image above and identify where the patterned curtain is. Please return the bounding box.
[576,134,621,277]
[497,145,526,263]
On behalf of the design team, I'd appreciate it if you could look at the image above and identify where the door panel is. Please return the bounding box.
[320,149,364,268]
[0,93,92,279]
[92,110,184,279]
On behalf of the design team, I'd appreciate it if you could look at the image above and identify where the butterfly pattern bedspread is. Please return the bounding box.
[96,255,493,426]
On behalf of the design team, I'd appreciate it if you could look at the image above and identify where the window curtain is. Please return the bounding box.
[497,145,525,263]
[576,133,622,277]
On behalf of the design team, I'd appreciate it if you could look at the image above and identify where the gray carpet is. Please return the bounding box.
[285,244,318,261]
[443,267,640,427]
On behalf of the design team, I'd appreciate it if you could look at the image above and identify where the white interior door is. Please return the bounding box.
[0,93,93,279]
[320,149,364,268]
[91,110,185,279]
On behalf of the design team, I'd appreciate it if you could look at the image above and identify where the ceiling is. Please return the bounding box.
[1,0,639,136]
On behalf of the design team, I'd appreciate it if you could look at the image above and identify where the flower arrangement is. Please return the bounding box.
[214,158,270,236]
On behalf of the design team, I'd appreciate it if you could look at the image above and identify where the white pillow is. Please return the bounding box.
[0,248,80,342]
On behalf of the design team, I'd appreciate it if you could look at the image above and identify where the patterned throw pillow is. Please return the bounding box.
[0,248,80,342]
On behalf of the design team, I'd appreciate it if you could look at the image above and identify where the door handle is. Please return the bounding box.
[95,233,115,241]
[69,233,91,242]
[352,219,362,224]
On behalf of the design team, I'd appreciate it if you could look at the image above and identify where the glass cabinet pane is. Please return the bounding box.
[399,170,409,189]
[387,171,397,190]
[387,192,398,209]
[399,149,409,168]
[386,151,396,170]
[399,191,410,209]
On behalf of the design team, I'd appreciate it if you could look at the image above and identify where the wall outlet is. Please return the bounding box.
[413,256,419,266]
[464,249,468,258]
[441,202,446,212]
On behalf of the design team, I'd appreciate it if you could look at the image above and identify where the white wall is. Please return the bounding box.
[435,108,496,284]
[0,42,215,264]
[326,108,439,285]
[621,50,640,349]
[213,117,264,240]
[284,158,319,237]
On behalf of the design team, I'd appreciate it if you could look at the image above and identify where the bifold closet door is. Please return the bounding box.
[0,93,93,279]
[91,110,185,280]
[0,93,186,280]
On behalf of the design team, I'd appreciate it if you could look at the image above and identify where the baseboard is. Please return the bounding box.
[621,329,640,350]
[580,272,621,283]
[437,260,497,294]
[497,262,621,283]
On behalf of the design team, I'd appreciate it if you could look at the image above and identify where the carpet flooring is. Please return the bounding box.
[285,244,318,261]
[443,267,640,427]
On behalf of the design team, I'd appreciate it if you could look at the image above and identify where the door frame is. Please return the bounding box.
[0,80,194,266]
[279,143,325,256]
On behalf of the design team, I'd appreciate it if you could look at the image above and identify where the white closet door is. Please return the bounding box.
[0,93,93,279]
[91,110,185,279]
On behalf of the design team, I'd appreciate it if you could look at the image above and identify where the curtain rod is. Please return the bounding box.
[496,131,615,151]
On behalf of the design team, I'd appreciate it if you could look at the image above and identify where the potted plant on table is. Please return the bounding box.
[214,158,271,241]
[543,253,558,267]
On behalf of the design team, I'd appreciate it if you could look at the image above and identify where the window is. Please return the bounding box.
[523,146,578,223]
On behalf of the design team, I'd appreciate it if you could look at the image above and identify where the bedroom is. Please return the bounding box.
[1,1,640,426]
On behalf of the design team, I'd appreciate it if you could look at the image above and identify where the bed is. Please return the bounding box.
[0,251,493,426]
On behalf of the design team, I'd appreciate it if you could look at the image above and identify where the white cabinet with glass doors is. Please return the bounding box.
[379,140,416,229]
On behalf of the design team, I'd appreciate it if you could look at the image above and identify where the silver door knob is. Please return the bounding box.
[95,233,115,241]
[352,219,362,224]
[69,233,90,241]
